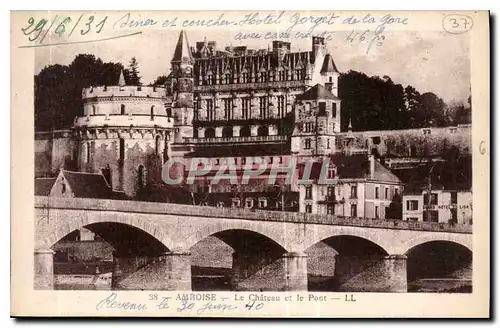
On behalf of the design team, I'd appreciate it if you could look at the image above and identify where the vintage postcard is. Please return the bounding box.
[11,10,490,317]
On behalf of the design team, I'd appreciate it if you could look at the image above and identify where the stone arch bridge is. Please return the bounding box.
[35,196,473,292]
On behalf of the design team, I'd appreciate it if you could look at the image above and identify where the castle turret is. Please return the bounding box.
[291,84,341,158]
[118,69,126,86]
[171,30,195,142]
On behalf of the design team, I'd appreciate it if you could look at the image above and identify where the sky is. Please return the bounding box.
[35,28,470,104]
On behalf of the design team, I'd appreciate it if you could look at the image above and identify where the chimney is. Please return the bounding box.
[369,154,375,179]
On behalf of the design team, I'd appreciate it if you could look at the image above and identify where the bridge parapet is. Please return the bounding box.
[35,196,472,234]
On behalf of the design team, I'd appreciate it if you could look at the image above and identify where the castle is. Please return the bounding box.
[35,30,472,221]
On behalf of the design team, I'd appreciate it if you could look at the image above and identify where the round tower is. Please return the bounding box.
[74,72,175,197]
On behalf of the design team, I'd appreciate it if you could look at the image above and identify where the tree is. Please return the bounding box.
[419,92,446,127]
[127,57,141,85]
[386,192,402,220]
[151,75,168,86]
[35,54,132,131]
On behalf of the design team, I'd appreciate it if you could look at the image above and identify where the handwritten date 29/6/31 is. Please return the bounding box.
[21,14,108,45]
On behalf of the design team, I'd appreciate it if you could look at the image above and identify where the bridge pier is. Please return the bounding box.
[231,251,308,291]
[335,254,407,292]
[112,251,191,290]
[34,248,54,290]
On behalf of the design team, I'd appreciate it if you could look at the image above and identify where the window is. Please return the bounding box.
[375,206,380,219]
[385,187,389,199]
[327,139,331,149]
[278,70,285,81]
[372,137,381,145]
[242,72,249,83]
[351,185,357,198]
[259,96,267,119]
[155,135,161,155]
[194,100,200,120]
[222,127,233,138]
[451,192,457,204]
[375,186,380,199]
[120,104,125,115]
[242,97,251,119]
[257,126,269,136]
[245,198,254,208]
[277,96,285,117]
[305,122,314,133]
[304,138,311,150]
[206,99,214,121]
[260,72,267,82]
[206,74,213,85]
[305,185,312,199]
[327,167,335,179]
[327,186,335,197]
[240,126,251,137]
[82,143,89,163]
[318,102,326,116]
[423,193,438,205]
[329,76,333,83]
[204,128,215,138]
[225,74,231,84]
[258,198,267,208]
[223,99,233,120]
[332,103,337,118]
[327,204,334,215]
[92,105,96,115]
[150,106,155,120]
[137,165,146,188]
[351,204,357,217]
[423,129,431,135]
[406,200,419,211]
[450,208,458,223]
[305,204,312,213]
[423,210,439,222]
[61,178,66,194]
[232,198,241,208]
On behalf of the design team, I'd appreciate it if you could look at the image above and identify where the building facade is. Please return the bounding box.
[403,190,473,224]
[34,30,472,219]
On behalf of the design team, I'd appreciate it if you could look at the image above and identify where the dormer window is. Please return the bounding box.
[61,178,66,194]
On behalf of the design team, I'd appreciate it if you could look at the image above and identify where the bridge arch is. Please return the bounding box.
[181,220,290,252]
[399,233,472,255]
[42,215,175,252]
[300,226,393,255]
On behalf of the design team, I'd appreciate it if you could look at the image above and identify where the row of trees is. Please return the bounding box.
[34,54,471,132]
[338,71,471,131]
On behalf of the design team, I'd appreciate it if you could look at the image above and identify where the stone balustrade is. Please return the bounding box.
[35,196,472,234]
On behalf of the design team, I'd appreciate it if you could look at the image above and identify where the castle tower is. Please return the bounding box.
[291,84,341,159]
[171,30,195,142]
[74,71,174,197]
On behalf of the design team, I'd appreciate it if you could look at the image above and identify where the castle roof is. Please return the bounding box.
[172,30,194,63]
[296,84,339,101]
[60,170,114,198]
[321,54,339,74]
[298,154,402,183]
